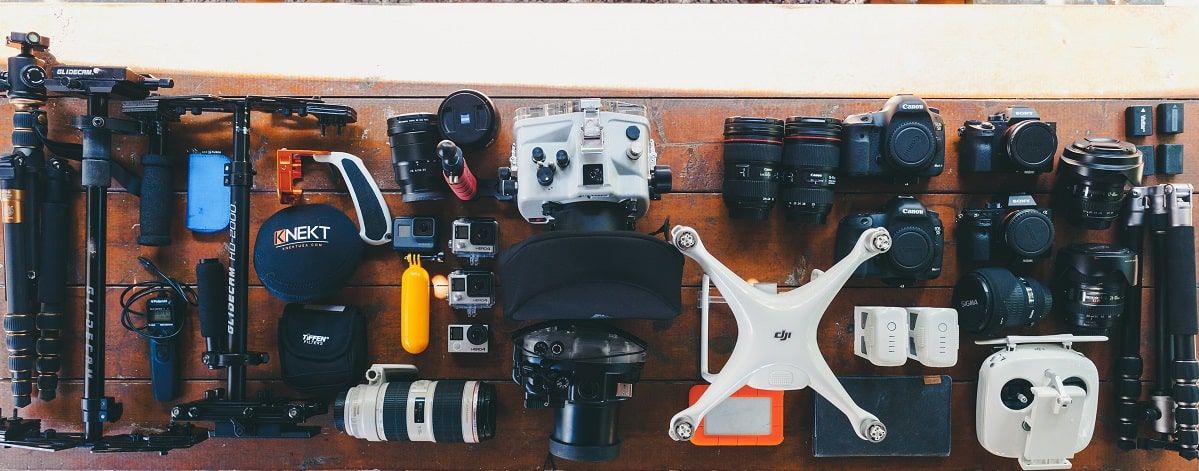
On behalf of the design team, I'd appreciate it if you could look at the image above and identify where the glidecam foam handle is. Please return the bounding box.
[137,153,173,246]
[195,258,226,347]
[314,152,392,245]
[1166,226,1198,335]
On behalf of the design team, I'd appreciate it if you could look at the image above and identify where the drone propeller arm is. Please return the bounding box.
[670,225,766,322]
[803,337,885,442]
[668,347,756,441]
[779,227,890,304]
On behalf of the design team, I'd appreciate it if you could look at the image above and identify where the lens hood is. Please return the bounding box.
[1058,137,1143,185]
[1056,243,1138,286]
[723,116,784,141]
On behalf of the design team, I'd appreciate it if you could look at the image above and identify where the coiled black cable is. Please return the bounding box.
[120,256,196,340]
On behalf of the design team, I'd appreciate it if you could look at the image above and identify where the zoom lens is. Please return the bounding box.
[722,117,784,219]
[335,378,497,443]
[1056,138,1143,229]
[953,267,1053,335]
[388,113,447,203]
[780,117,842,224]
[1054,244,1138,335]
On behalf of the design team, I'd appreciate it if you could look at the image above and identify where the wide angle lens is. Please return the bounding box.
[722,116,784,220]
[780,116,842,224]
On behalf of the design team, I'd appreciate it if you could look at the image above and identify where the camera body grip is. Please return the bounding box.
[195,258,227,347]
[137,153,173,246]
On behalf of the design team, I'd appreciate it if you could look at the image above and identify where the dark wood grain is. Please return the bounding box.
[0,93,1195,470]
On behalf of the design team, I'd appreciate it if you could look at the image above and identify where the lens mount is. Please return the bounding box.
[1003,209,1054,258]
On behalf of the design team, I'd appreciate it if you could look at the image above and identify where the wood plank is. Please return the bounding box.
[0,381,1191,470]
[4,98,1196,195]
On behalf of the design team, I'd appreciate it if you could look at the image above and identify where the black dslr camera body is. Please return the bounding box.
[841,94,946,181]
[959,106,1058,174]
[958,194,1055,265]
[836,196,943,286]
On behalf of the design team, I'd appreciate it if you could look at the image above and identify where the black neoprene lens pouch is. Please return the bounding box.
[278,304,367,395]
[255,204,363,302]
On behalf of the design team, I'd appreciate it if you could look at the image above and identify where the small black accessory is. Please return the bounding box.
[438,89,499,150]
[721,116,784,220]
[835,195,943,286]
[392,216,438,255]
[119,257,196,402]
[1055,137,1143,229]
[448,324,489,353]
[780,116,842,224]
[959,106,1058,174]
[1126,105,1154,137]
[841,94,946,183]
[499,231,684,321]
[1157,102,1184,135]
[1137,145,1157,176]
[512,321,647,462]
[957,193,1054,265]
[1159,143,1184,175]
[1053,243,1138,335]
[953,267,1052,335]
[813,376,952,457]
[277,304,367,395]
[254,204,363,302]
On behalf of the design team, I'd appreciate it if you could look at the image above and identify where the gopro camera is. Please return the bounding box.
[392,216,438,255]
[451,217,498,265]
[448,324,489,353]
[448,270,495,316]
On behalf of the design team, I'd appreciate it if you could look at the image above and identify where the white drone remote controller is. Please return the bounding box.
[667,225,893,443]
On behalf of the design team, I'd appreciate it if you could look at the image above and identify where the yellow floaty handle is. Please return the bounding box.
[401,254,431,354]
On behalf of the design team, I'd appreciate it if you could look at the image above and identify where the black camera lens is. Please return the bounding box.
[469,222,496,245]
[780,117,842,224]
[1054,243,1137,335]
[335,379,496,443]
[1056,137,1143,229]
[467,274,492,298]
[1005,120,1058,171]
[412,218,435,237]
[1003,208,1054,259]
[387,112,447,203]
[722,117,784,219]
[954,267,1053,335]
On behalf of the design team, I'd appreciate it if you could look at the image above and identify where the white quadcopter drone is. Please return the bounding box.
[667,224,893,443]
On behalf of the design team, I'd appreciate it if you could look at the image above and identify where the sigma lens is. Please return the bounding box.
[953,267,1053,335]
[722,117,784,219]
[780,117,842,224]
[335,371,497,443]
[1056,137,1143,229]
[1054,243,1138,335]
[388,112,447,203]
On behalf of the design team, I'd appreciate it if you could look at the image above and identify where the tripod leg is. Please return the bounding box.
[34,158,69,402]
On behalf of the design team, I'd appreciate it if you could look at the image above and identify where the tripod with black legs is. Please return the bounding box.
[122,95,356,438]
[1117,183,1198,461]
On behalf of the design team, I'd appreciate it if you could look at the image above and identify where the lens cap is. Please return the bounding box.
[886,122,935,169]
[439,90,499,150]
[1004,209,1054,258]
[1007,120,1057,169]
[887,226,934,273]
[784,116,843,139]
[254,204,363,302]
[723,116,784,140]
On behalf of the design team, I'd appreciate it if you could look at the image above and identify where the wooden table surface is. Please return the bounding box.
[2,4,1199,471]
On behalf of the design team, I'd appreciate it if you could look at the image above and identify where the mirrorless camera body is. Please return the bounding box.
[504,98,672,230]
[836,196,943,286]
[841,94,945,180]
[959,106,1058,174]
[958,194,1055,265]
